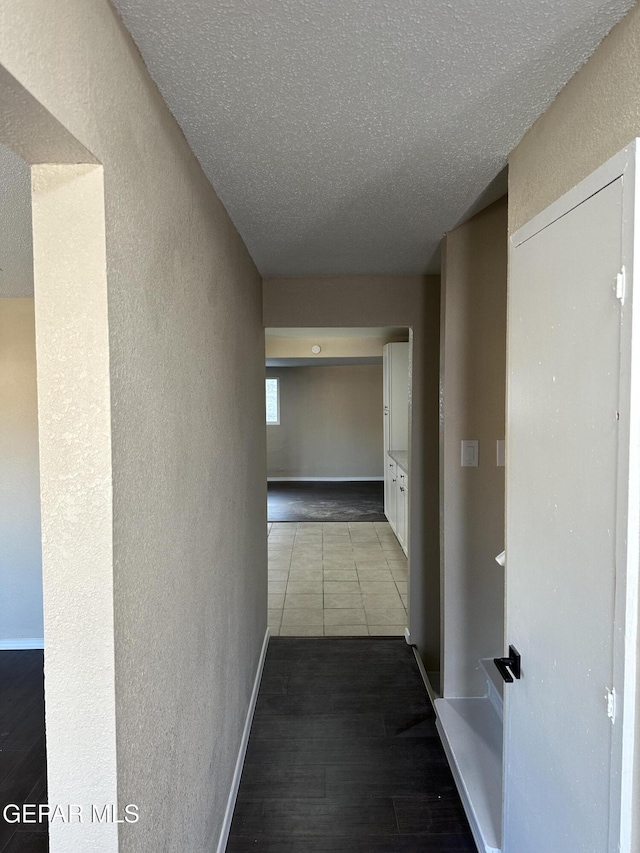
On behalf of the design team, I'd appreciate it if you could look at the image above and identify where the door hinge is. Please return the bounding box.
[616,267,626,304]
[606,687,617,723]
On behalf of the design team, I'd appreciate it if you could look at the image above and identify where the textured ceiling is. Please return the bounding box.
[110,0,635,276]
[0,144,33,297]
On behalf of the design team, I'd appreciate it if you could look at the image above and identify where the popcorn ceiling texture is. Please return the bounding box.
[110,0,634,276]
[0,2,267,852]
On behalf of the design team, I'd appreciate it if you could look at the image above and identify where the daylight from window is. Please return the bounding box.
[266,377,279,424]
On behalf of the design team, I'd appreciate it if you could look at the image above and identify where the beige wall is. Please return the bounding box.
[509,9,640,843]
[266,332,406,359]
[509,3,640,233]
[0,299,42,645]
[267,365,384,478]
[264,275,441,667]
[440,197,507,698]
[0,3,266,852]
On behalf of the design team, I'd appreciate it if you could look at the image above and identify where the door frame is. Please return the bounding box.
[0,65,119,853]
[507,141,640,852]
[264,326,414,623]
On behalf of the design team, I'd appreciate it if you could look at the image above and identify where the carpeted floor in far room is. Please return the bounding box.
[268,481,385,523]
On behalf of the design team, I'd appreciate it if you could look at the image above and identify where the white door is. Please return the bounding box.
[505,175,630,852]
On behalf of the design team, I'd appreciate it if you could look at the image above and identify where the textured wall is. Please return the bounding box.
[31,163,118,852]
[264,275,440,667]
[440,198,507,698]
[0,299,42,645]
[267,365,384,478]
[266,332,406,359]
[0,3,266,852]
[509,3,639,233]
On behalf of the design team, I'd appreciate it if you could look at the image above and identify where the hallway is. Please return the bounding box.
[227,638,475,851]
[3,1,640,850]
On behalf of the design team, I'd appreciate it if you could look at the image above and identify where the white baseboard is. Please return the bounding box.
[0,638,44,650]
[267,477,383,482]
[216,626,270,853]
[412,645,441,706]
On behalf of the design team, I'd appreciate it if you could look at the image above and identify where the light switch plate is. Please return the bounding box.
[461,440,479,467]
[496,440,505,467]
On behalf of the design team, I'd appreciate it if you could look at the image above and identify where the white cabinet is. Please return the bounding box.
[385,458,397,530]
[396,468,408,553]
[383,342,410,553]
[385,454,409,556]
[383,343,409,453]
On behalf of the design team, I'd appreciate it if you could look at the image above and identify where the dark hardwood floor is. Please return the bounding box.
[268,481,385,523]
[228,638,475,852]
[0,645,472,853]
[0,651,48,853]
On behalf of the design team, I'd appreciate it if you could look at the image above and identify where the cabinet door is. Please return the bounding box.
[389,342,409,451]
[382,345,390,455]
[396,470,406,548]
[401,472,409,556]
[385,458,397,530]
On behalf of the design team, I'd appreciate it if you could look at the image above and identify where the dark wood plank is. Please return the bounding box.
[0,737,47,849]
[325,762,457,798]
[255,691,334,716]
[227,835,476,853]
[0,652,47,852]
[331,689,431,716]
[230,797,398,838]
[393,794,472,835]
[250,712,386,740]
[284,672,425,696]
[0,831,49,853]
[0,697,46,751]
[244,735,450,769]
[0,652,42,682]
[258,675,290,695]
[237,766,326,800]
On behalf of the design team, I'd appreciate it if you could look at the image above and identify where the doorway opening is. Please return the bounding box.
[0,65,119,853]
[0,142,47,851]
[264,326,410,638]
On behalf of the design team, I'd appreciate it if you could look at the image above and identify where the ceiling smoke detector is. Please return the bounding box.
[311,345,321,354]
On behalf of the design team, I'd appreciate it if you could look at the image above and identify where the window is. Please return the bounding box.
[266,377,280,424]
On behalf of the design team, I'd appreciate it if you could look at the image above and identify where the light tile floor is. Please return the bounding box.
[267,521,408,637]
